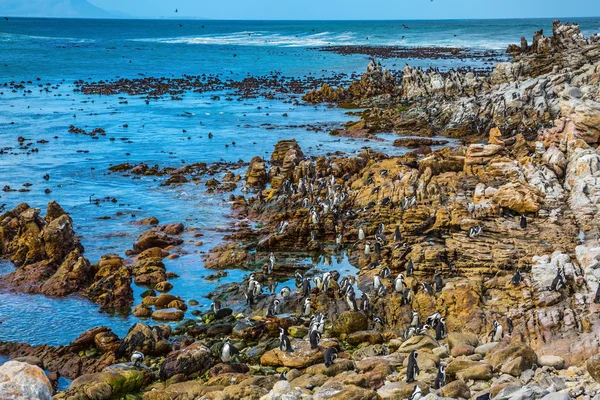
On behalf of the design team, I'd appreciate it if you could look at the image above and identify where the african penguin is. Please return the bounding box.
[131,351,144,367]
[279,328,293,352]
[489,320,503,342]
[406,350,420,383]
[324,347,337,367]
[434,364,446,389]
[309,330,321,349]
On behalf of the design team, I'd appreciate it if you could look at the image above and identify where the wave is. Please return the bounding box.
[132,31,360,47]
[0,32,95,43]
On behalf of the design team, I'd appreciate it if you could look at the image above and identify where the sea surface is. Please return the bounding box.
[0,17,599,348]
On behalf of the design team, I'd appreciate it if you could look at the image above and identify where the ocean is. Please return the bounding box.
[0,17,599,347]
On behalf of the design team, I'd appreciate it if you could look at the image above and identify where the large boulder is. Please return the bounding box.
[246,156,268,188]
[486,342,537,377]
[133,229,183,252]
[586,353,600,383]
[55,364,153,400]
[492,182,545,213]
[117,323,171,357]
[0,361,53,400]
[331,312,368,336]
[159,342,213,380]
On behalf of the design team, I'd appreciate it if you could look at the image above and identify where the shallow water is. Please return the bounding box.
[1,17,598,347]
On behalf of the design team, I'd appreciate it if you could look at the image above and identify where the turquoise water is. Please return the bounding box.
[0,17,599,346]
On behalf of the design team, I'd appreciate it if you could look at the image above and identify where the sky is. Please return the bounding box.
[88,0,600,20]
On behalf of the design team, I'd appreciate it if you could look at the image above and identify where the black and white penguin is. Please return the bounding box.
[244,289,254,306]
[345,290,358,312]
[421,282,434,296]
[403,326,417,340]
[373,315,384,329]
[211,300,221,313]
[433,270,443,292]
[324,347,338,367]
[279,286,291,297]
[400,288,412,305]
[426,311,441,328]
[406,350,420,383]
[550,267,566,291]
[303,298,312,317]
[475,393,491,400]
[595,284,600,304]
[373,273,382,292]
[434,364,446,389]
[381,266,391,279]
[520,215,527,229]
[302,277,311,297]
[279,371,287,381]
[376,284,387,297]
[489,320,503,342]
[358,226,365,241]
[364,242,371,255]
[435,317,447,340]
[279,328,293,352]
[374,241,381,254]
[394,226,402,242]
[221,337,239,362]
[394,273,406,292]
[511,269,523,285]
[406,259,414,276]
[507,316,513,335]
[309,329,321,349]
[360,292,370,313]
[131,351,144,367]
[410,309,419,327]
[409,384,422,400]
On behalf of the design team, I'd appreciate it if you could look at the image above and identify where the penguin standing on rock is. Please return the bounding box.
[358,226,365,241]
[435,317,447,340]
[406,350,420,383]
[394,226,402,242]
[302,277,311,297]
[550,267,566,291]
[433,270,443,292]
[221,337,239,362]
[309,329,321,349]
[394,273,405,292]
[406,259,414,276]
[594,284,600,304]
[489,320,503,342]
[131,351,144,367]
[520,215,527,229]
[373,273,382,292]
[410,309,419,327]
[360,293,371,313]
[324,347,337,367]
[434,364,446,389]
[303,298,311,316]
[279,328,293,352]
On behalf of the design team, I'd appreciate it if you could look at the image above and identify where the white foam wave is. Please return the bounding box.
[132,31,359,47]
[0,32,95,43]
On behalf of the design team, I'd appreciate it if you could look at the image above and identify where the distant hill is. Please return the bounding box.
[1,0,116,18]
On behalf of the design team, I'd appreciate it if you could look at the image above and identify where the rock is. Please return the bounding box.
[0,361,53,400]
[331,312,368,335]
[93,330,121,353]
[85,254,133,312]
[246,156,268,188]
[451,344,475,357]
[540,393,572,400]
[346,330,384,346]
[446,359,486,378]
[132,303,153,318]
[56,364,153,400]
[117,323,171,357]
[538,355,565,369]
[486,342,537,377]
[475,342,499,356]
[159,342,213,380]
[288,326,308,338]
[155,281,173,292]
[456,363,493,381]
[260,380,311,400]
[494,385,549,400]
[377,381,428,400]
[152,308,184,321]
[142,381,211,400]
[313,381,378,400]
[133,229,183,252]
[586,354,600,383]
[448,332,479,349]
[289,373,329,390]
[397,334,439,352]
[260,340,335,369]
[441,379,471,399]
[492,182,545,213]
[305,360,355,377]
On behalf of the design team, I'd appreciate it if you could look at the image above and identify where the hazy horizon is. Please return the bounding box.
[2,0,600,20]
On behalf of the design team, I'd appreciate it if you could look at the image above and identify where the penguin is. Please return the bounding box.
[279,328,293,352]
[280,286,291,297]
[211,300,221,313]
[358,227,365,241]
[507,316,514,335]
[435,317,446,340]
[550,267,566,291]
[394,273,405,292]
[410,309,419,327]
[221,337,239,362]
[373,273,382,292]
[421,282,434,296]
[303,298,312,317]
[302,277,311,297]
[309,329,321,349]
[520,215,527,229]
[508,267,523,285]
[381,266,391,279]
[403,326,417,340]
[376,284,387,297]
[434,364,446,389]
[400,288,412,305]
[426,311,441,328]
[489,320,503,342]
[394,226,402,242]
[360,292,371,313]
[374,241,381,255]
[409,384,422,400]
[345,290,358,312]
[244,289,254,306]
[335,233,343,248]
[364,242,371,255]
[324,347,337,367]
[373,315,384,329]
[433,270,443,292]
[476,394,491,400]
[406,259,414,276]
[131,351,144,367]
[406,350,420,383]
[595,284,600,304]
[279,371,287,381]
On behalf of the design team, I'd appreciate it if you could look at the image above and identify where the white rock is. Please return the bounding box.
[0,361,53,400]
[538,355,566,369]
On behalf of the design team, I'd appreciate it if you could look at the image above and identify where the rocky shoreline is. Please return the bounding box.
[2,20,600,400]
